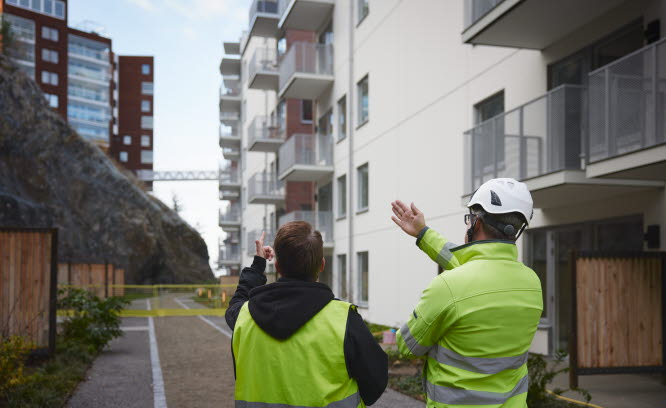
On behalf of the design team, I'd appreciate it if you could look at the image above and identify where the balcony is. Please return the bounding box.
[219,164,241,192]
[278,42,333,99]
[247,230,276,255]
[219,56,241,76]
[224,41,240,56]
[248,172,285,205]
[219,85,242,113]
[248,116,284,152]
[219,203,241,232]
[279,210,333,248]
[248,47,279,91]
[278,133,334,182]
[248,0,279,39]
[219,244,241,266]
[277,0,334,32]
[462,0,626,49]
[222,146,241,161]
[219,126,241,148]
[220,111,241,126]
[586,38,666,181]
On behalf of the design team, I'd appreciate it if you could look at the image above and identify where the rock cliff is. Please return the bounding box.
[0,55,214,283]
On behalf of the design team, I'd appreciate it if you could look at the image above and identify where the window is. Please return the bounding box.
[357,75,369,126]
[141,116,153,129]
[318,109,333,136]
[141,135,151,147]
[474,92,505,169]
[41,70,58,86]
[357,163,368,211]
[44,93,58,108]
[474,91,504,124]
[141,64,151,75]
[119,151,128,162]
[357,251,368,305]
[337,175,346,218]
[301,100,313,123]
[141,82,153,95]
[141,100,151,112]
[141,150,153,164]
[318,22,333,45]
[8,0,65,20]
[337,96,346,141]
[357,0,369,24]
[41,48,58,63]
[42,26,58,42]
[123,135,132,145]
[277,36,287,58]
[337,254,347,300]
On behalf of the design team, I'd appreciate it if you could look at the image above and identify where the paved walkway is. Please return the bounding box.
[66,293,424,407]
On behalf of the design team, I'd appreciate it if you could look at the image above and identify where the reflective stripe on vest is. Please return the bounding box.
[435,241,458,270]
[398,323,430,357]
[428,345,528,375]
[425,374,528,405]
[235,392,361,408]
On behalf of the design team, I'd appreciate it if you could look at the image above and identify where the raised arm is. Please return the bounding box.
[391,200,461,271]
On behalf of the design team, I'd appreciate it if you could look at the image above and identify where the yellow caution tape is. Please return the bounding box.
[546,390,604,408]
[120,308,227,317]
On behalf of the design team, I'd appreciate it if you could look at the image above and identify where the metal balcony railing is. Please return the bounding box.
[248,172,284,201]
[220,112,241,123]
[279,211,333,243]
[278,133,333,175]
[247,230,276,255]
[463,0,504,29]
[248,115,284,146]
[279,42,333,89]
[249,0,279,23]
[249,47,278,79]
[588,38,666,163]
[219,244,241,263]
[222,146,241,159]
[463,84,586,195]
[219,126,240,144]
[219,203,241,225]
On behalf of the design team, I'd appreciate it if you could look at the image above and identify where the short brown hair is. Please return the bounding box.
[273,221,323,281]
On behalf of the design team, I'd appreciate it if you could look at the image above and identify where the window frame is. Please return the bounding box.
[357,251,369,306]
[123,135,132,145]
[141,64,151,75]
[119,151,128,163]
[141,100,151,113]
[357,75,369,128]
[140,150,153,164]
[337,95,347,142]
[356,163,369,213]
[141,135,151,147]
[337,254,347,301]
[301,99,313,124]
[356,0,369,25]
[337,174,347,219]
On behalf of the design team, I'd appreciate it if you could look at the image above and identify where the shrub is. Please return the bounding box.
[527,351,591,408]
[57,288,129,351]
[0,336,35,395]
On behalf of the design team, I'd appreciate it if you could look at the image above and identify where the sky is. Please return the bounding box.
[69,0,250,275]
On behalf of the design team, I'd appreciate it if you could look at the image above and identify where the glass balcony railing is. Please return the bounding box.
[248,115,284,149]
[278,133,333,180]
[279,42,333,91]
[249,47,278,78]
[219,204,241,226]
[219,244,241,264]
[463,0,504,30]
[68,42,110,64]
[279,210,333,243]
[248,172,284,202]
[247,230,276,255]
[219,165,241,185]
[588,38,666,163]
[463,84,586,195]
[219,85,241,98]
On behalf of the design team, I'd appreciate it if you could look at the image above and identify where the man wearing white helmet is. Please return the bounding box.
[390,178,543,408]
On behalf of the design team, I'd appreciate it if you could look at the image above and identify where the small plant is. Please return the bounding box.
[527,351,591,407]
[0,336,35,395]
[57,288,129,352]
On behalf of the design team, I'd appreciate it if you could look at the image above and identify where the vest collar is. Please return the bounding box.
[450,240,518,264]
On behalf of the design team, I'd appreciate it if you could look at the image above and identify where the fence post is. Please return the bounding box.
[569,250,579,389]
[48,229,58,356]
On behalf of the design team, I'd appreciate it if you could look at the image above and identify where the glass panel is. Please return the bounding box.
[474,91,504,124]
[337,175,346,217]
[358,252,368,304]
[338,96,346,140]
[338,255,347,300]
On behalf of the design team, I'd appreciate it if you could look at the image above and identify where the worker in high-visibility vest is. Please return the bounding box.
[225,222,388,407]
[391,178,543,407]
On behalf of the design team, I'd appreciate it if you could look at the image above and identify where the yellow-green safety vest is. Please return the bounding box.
[233,299,365,408]
[397,228,543,408]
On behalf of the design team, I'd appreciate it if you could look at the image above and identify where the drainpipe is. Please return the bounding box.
[347,0,355,303]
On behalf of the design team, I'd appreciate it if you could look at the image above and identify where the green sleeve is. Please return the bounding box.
[396,275,456,358]
[415,227,461,271]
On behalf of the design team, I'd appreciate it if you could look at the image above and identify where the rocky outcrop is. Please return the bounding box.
[0,55,213,283]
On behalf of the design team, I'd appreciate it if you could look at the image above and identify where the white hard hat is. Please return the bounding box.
[467,178,533,224]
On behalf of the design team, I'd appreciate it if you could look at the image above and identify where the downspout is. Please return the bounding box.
[347,0,355,303]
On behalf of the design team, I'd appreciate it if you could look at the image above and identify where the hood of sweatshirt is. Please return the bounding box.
[248,278,334,340]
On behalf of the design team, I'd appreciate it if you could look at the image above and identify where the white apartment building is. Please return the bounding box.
[219,0,666,356]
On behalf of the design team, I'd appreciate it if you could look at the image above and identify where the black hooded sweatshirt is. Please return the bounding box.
[225,256,388,406]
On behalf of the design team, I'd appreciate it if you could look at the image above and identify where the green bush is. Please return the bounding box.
[57,288,129,352]
[527,352,591,408]
[0,336,35,395]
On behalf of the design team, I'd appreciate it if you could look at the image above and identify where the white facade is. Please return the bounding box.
[221,0,666,355]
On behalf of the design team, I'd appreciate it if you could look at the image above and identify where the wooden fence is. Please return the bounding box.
[57,262,125,297]
[0,228,57,353]
[570,251,665,387]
